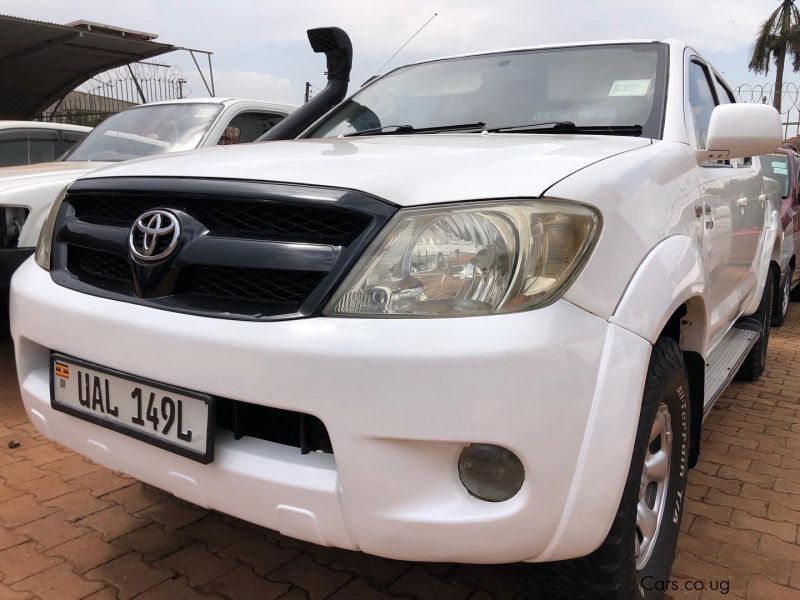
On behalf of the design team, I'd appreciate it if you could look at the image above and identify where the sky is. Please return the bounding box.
[1,0,792,106]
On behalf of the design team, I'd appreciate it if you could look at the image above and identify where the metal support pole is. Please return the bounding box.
[48,95,66,122]
[126,64,147,103]
[207,53,215,96]
[189,50,214,96]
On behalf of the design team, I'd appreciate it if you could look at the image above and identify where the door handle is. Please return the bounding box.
[737,198,749,207]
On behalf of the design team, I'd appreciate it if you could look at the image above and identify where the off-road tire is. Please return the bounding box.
[772,268,791,327]
[736,268,774,381]
[518,337,690,599]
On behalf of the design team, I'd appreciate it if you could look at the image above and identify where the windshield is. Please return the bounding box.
[762,154,790,198]
[307,43,667,139]
[67,103,222,162]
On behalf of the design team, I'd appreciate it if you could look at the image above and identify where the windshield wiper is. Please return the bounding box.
[488,122,643,136]
[490,121,576,132]
[343,122,486,137]
[343,124,413,137]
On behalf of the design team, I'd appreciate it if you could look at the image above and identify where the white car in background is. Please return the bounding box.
[0,120,91,168]
[0,98,294,310]
[10,30,784,599]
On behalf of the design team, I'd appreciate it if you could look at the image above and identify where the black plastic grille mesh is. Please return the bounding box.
[195,201,365,243]
[70,196,152,225]
[68,195,369,245]
[68,247,132,287]
[66,246,325,311]
[178,265,326,305]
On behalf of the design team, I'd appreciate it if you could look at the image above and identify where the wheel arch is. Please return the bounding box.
[610,235,711,354]
[611,236,712,470]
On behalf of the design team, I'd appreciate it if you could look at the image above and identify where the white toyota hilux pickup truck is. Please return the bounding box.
[10,30,782,599]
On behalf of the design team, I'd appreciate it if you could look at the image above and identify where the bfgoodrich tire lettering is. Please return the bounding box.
[518,337,690,599]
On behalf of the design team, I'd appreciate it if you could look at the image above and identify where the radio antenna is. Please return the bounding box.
[375,12,438,75]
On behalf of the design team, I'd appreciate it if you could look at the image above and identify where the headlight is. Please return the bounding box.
[325,199,599,317]
[34,186,69,271]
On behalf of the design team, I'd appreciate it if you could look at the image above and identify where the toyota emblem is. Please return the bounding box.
[129,209,181,262]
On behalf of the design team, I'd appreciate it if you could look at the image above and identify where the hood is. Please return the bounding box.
[82,135,651,206]
[0,161,111,194]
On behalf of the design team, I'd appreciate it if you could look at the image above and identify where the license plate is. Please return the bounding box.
[50,353,214,463]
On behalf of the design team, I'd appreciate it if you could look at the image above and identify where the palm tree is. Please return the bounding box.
[749,0,800,113]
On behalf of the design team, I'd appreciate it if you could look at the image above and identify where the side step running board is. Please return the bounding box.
[703,327,758,415]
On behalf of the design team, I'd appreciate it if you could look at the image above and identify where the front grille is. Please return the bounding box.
[70,195,370,245]
[50,178,396,320]
[215,398,333,454]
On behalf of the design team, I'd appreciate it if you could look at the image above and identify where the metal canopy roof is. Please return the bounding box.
[0,14,175,119]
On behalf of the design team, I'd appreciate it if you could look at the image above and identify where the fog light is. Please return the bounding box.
[458,443,525,502]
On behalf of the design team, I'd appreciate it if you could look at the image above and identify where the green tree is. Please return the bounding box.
[749,0,800,113]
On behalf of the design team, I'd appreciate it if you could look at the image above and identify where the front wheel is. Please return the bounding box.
[518,337,690,599]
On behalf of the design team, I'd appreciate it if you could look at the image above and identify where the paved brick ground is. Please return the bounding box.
[1,306,800,599]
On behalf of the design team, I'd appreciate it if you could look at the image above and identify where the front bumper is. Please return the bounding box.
[11,258,651,563]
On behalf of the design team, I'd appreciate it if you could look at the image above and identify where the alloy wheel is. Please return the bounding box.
[635,403,672,570]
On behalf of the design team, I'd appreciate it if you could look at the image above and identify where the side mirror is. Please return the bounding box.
[698,103,782,163]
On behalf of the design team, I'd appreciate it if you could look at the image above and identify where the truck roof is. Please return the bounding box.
[396,39,686,69]
[0,120,92,133]
[141,97,297,111]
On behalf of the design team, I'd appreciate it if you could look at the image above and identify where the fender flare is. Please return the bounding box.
[609,235,710,354]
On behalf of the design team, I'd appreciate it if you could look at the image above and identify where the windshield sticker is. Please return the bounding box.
[193,107,218,118]
[608,79,651,97]
[773,165,789,175]
[773,160,789,169]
